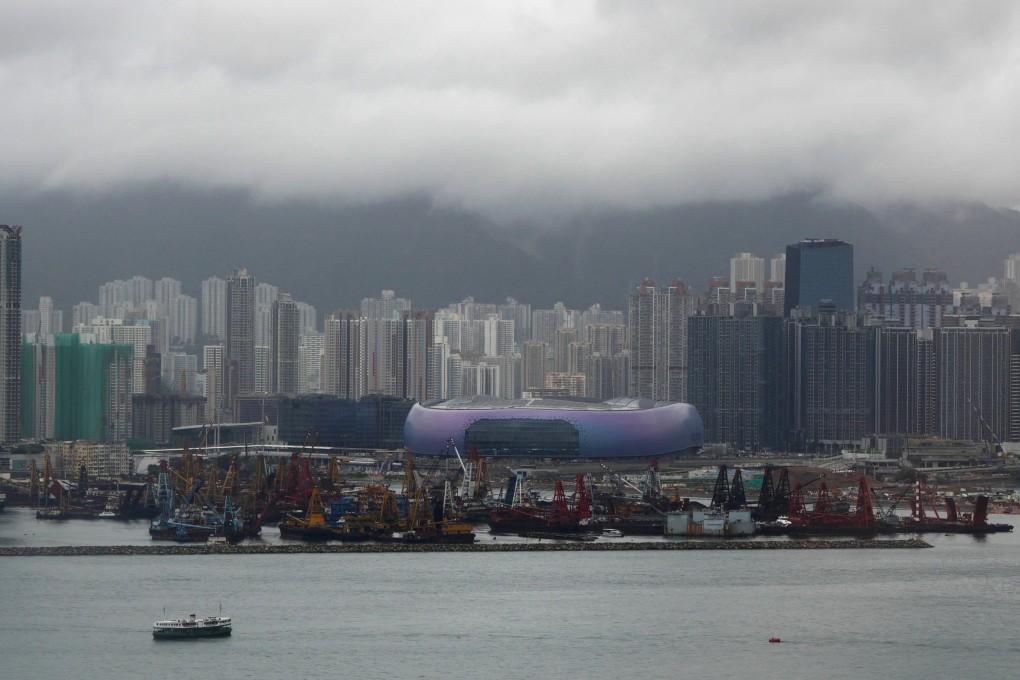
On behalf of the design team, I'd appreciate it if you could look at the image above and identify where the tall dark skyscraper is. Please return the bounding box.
[0,225,21,443]
[784,239,854,316]
[226,267,255,396]
[270,293,300,394]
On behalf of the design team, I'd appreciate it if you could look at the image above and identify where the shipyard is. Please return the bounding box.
[2,433,1016,552]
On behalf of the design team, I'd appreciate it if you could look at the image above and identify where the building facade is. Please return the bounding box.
[858,268,953,329]
[628,279,694,402]
[0,225,21,443]
[784,239,854,316]
[687,312,786,450]
[270,293,300,394]
[225,267,256,395]
[786,310,875,450]
[22,334,133,442]
[201,276,226,341]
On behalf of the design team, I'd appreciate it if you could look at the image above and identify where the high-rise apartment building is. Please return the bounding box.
[554,328,578,372]
[296,302,317,336]
[105,322,153,395]
[1002,253,1020,314]
[770,253,786,285]
[72,302,99,328]
[226,267,256,395]
[730,252,766,295]
[687,311,786,450]
[785,309,874,449]
[128,276,154,308]
[21,309,41,336]
[874,326,937,436]
[499,298,532,344]
[784,239,854,316]
[254,345,270,395]
[363,318,399,397]
[567,341,591,376]
[168,294,197,345]
[531,305,566,347]
[0,225,20,443]
[253,282,279,347]
[482,315,515,358]
[1005,253,1020,282]
[38,296,62,335]
[200,276,226,341]
[361,290,411,319]
[628,279,694,402]
[434,315,468,354]
[155,277,181,314]
[585,350,631,400]
[399,310,434,401]
[937,327,1012,442]
[270,293,300,394]
[427,339,451,400]
[585,323,627,358]
[299,329,324,394]
[202,344,225,420]
[521,341,548,393]
[461,360,501,398]
[858,268,953,329]
[161,352,199,394]
[580,303,625,328]
[323,308,436,401]
[322,311,365,400]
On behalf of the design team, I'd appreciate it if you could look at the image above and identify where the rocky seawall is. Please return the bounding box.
[0,539,931,557]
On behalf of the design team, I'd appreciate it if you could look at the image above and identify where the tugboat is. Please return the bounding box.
[152,613,232,639]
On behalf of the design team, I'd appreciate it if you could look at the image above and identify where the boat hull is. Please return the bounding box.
[152,625,231,639]
[152,616,232,640]
[278,524,339,541]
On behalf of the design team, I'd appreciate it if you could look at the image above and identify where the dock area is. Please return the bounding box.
[0,538,931,557]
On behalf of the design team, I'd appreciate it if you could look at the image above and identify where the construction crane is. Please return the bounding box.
[42,455,53,507]
[220,453,239,498]
[28,460,40,504]
[965,396,1006,465]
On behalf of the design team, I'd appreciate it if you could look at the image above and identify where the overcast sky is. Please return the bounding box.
[3,1,1019,222]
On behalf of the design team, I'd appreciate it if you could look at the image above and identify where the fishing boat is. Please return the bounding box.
[152,613,232,639]
[278,488,340,541]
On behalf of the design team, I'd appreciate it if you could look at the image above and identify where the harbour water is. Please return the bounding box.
[2,508,1019,679]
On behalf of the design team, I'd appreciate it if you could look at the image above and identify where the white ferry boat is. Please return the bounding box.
[152,613,232,639]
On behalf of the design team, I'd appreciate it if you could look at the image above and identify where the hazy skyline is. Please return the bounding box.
[3,2,1020,223]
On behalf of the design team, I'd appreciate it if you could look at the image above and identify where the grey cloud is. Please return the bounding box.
[2,1,1020,220]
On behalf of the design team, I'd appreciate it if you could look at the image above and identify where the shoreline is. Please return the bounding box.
[0,539,931,556]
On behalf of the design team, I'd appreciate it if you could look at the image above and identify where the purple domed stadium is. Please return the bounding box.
[403,395,704,459]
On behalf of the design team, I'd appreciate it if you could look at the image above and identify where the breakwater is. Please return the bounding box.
[0,539,931,557]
